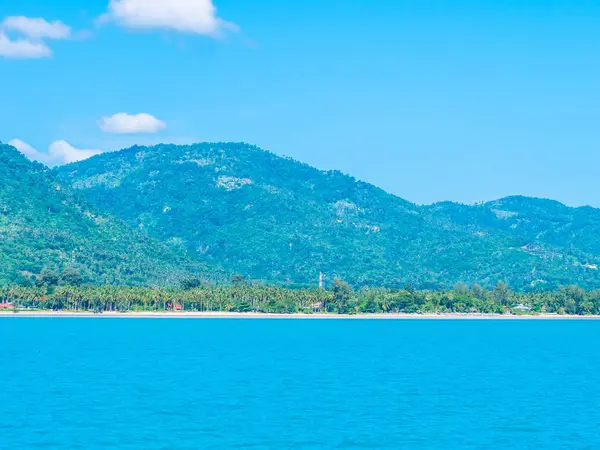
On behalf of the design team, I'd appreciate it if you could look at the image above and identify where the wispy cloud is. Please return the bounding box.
[0,32,52,58]
[0,16,72,59]
[100,0,238,37]
[9,139,103,165]
[98,113,167,134]
[8,138,48,160]
[2,16,71,40]
[49,140,103,164]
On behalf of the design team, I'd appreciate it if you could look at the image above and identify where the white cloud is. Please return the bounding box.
[98,113,167,134]
[8,138,49,161]
[0,16,74,59]
[1,16,71,40]
[8,139,103,165]
[102,0,238,36]
[0,31,52,58]
[48,141,103,164]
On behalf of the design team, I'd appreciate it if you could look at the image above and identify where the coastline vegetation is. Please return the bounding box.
[2,275,600,316]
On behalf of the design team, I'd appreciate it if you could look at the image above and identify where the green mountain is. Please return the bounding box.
[54,142,600,290]
[0,143,219,286]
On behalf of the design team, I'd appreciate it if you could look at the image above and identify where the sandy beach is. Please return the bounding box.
[1,311,599,319]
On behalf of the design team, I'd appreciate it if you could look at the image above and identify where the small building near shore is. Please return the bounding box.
[513,304,531,312]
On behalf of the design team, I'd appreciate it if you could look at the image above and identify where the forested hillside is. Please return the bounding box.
[0,143,220,286]
[55,142,600,290]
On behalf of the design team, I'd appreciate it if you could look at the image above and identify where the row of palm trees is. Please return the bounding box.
[1,285,334,313]
[3,282,600,315]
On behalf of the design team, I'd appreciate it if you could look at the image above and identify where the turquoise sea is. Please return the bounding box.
[1,318,599,449]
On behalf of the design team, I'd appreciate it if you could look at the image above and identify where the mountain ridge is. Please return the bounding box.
[60,142,588,210]
[5,139,592,212]
[52,142,600,290]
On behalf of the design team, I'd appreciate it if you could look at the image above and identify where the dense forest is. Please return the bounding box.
[5,141,600,292]
[56,142,600,290]
[0,143,222,286]
[2,275,600,316]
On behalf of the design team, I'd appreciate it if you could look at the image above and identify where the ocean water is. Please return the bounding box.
[1,318,599,449]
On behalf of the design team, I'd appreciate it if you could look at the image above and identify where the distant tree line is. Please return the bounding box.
[2,273,600,315]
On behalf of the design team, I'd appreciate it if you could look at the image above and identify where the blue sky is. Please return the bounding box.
[1,1,600,207]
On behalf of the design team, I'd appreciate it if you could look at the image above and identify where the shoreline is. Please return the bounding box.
[1,311,599,319]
